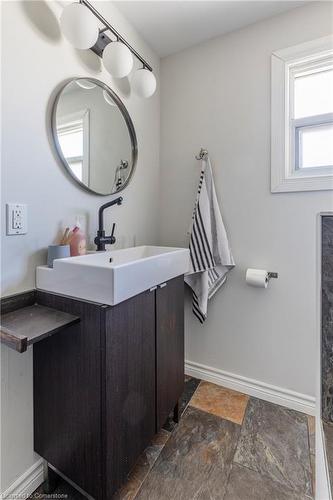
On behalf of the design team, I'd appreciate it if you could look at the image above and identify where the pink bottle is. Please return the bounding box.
[70,217,86,256]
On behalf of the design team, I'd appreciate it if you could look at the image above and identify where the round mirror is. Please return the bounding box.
[52,78,137,195]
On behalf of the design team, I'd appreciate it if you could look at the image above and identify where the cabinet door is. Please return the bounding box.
[34,292,103,500]
[104,289,156,498]
[156,275,184,430]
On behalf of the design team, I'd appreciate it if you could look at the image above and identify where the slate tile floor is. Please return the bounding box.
[30,377,315,500]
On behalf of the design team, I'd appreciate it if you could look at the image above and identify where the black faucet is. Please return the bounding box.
[94,197,123,251]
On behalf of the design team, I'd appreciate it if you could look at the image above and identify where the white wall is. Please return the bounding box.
[159,2,333,399]
[1,0,160,493]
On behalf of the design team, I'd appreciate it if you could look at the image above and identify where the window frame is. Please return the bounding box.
[271,35,333,193]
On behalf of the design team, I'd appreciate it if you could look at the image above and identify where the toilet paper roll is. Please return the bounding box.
[246,268,269,288]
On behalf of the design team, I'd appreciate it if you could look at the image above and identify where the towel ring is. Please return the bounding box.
[195,148,208,161]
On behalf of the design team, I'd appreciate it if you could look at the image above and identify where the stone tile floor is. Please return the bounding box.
[30,377,315,500]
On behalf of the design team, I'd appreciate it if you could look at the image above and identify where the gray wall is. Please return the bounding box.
[1,0,159,493]
[159,2,333,400]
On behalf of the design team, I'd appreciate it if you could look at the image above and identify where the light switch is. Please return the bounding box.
[6,203,28,235]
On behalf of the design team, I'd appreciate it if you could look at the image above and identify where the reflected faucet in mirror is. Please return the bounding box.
[113,160,129,192]
[94,197,123,251]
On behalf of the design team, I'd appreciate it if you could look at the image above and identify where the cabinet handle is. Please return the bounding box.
[149,286,157,292]
[159,283,167,288]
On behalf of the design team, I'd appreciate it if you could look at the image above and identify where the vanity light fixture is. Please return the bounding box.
[60,0,157,98]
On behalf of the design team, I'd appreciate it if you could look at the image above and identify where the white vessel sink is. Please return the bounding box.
[36,246,189,306]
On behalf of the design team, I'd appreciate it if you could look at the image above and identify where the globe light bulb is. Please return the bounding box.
[132,69,157,98]
[102,42,133,79]
[60,3,99,50]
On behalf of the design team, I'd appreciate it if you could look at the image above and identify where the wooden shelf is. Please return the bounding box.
[1,304,80,353]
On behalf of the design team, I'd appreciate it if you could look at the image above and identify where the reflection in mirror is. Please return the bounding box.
[52,78,137,195]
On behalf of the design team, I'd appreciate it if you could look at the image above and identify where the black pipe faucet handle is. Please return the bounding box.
[110,223,116,244]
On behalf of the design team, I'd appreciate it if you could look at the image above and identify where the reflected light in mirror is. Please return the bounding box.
[76,79,97,90]
[103,89,116,106]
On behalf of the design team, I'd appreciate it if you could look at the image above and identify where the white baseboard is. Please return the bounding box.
[1,458,44,499]
[185,360,315,416]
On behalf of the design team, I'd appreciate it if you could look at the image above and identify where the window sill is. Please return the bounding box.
[271,170,333,193]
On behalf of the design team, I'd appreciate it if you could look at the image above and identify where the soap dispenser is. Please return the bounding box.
[70,217,86,256]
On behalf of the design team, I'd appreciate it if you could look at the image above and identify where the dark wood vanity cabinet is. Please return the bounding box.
[34,275,184,499]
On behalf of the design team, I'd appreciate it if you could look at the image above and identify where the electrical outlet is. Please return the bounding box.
[6,203,28,235]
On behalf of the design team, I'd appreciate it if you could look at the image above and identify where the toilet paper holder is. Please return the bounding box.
[246,269,279,288]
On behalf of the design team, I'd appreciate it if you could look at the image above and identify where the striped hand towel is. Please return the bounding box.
[185,156,235,323]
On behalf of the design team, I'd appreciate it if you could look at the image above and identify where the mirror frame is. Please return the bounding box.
[51,77,138,196]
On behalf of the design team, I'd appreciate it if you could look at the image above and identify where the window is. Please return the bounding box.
[58,122,84,180]
[271,36,333,192]
[57,110,90,184]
